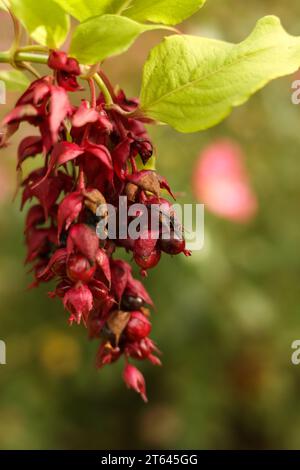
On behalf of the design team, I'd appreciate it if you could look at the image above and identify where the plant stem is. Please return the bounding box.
[116,0,133,15]
[0,50,49,64]
[0,50,114,106]
[94,73,113,106]
[88,78,96,108]
[18,45,49,53]
[0,51,10,62]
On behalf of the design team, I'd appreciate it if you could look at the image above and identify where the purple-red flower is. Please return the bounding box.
[48,50,81,92]
[123,363,148,402]
[0,55,189,401]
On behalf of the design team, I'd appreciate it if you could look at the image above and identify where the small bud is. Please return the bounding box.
[123,363,148,402]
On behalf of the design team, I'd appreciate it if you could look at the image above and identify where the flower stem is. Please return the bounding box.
[0,50,114,106]
[93,73,113,106]
[88,77,96,108]
[0,50,49,64]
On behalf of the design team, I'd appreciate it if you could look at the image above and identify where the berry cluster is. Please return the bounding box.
[0,51,190,401]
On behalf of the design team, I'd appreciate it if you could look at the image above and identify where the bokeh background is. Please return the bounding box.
[1,0,300,449]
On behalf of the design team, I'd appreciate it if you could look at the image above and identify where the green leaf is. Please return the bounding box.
[52,0,112,21]
[124,0,206,26]
[139,16,300,133]
[0,69,30,91]
[10,0,70,48]
[70,14,170,64]
[53,0,206,25]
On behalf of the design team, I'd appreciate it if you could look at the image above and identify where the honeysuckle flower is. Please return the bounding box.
[1,62,188,401]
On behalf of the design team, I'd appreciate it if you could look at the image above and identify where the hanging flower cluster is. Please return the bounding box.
[0,51,190,401]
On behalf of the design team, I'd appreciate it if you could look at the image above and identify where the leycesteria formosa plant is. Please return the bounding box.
[1,0,300,401]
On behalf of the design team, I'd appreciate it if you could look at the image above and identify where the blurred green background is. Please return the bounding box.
[1,0,300,449]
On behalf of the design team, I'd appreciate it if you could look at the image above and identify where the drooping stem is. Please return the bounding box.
[93,73,113,106]
[19,62,41,79]
[98,69,117,101]
[88,77,96,108]
[0,50,48,64]
[0,49,115,106]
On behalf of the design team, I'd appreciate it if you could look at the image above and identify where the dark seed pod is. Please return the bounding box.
[121,295,144,311]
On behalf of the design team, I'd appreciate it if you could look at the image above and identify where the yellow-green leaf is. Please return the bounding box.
[0,69,30,91]
[53,0,112,22]
[124,0,206,26]
[140,16,300,132]
[10,0,70,48]
[70,14,171,64]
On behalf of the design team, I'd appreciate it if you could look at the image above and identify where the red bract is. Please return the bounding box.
[48,50,81,92]
[67,254,96,283]
[123,363,148,403]
[17,136,43,169]
[57,192,83,238]
[0,53,190,401]
[63,282,94,325]
[67,223,99,261]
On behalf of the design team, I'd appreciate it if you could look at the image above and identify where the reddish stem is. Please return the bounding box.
[130,155,137,173]
[77,166,85,191]
[98,70,117,101]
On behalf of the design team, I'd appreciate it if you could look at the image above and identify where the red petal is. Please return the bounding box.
[57,191,83,239]
[85,144,113,172]
[49,86,71,143]
[110,259,131,301]
[95,248,111,285]
[67,223,99,261]
[72,101,99,127]
[158,175,176,199]
[25,205,45,232]
[3,104,38,125]
[46,141,83,177]
[112,138,132,180]
[18,136,43,169]
[37,248,67,279]
[48,50,68,70]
